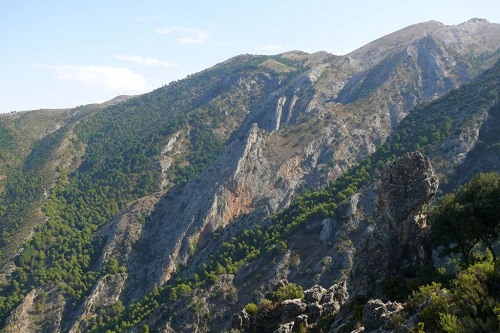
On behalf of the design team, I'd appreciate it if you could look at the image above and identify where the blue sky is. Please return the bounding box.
[1,0,499,113]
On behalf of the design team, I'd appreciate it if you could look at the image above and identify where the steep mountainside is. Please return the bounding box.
[0,19,499,332]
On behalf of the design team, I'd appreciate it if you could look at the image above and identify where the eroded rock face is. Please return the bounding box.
[362,299,404,331]
[380,151,439,231]
[69,273,127,333]
[157,274,238,333]
[4,283,66,333]
[351,152,438,296]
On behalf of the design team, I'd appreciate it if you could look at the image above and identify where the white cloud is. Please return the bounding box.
[52,65,149,91]
[259,43,284,51]
[156,26,210,44]
[114,54,179,68]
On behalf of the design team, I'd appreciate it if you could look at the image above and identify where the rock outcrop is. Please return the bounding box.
[4,283,66,333]
[351,152,438,296]
[362,299,404,331]
[69,273,127,333]
[157,274,238,333]
[232,280,348,332]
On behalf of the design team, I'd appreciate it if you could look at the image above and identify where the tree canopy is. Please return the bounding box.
[430,172,500,265]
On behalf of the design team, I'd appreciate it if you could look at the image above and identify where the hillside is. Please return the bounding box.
[0,19,499,332]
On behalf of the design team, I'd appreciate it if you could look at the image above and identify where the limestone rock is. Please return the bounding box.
[232,310,251,330]
[351,152,438,296]
[69,273,128,333]
[362,299,404,331]
[4,283,66,333]
[295,314,309,329]
[281,299,307,320]
[380,151,439,231]
[274,322,294,333]
[323,281,349,305]
[306,302,323,321]
[304,284,327,303]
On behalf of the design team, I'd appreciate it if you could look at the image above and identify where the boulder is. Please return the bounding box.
[280,299,307,319]
[304,284,327,303]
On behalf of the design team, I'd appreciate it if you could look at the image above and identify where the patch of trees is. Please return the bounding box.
[406,258,500,332]
[430,172,500,266]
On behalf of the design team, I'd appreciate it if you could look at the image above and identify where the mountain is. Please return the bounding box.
[0,19,499,332]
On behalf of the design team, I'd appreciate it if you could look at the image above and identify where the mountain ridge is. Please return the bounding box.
[0,18,499,332]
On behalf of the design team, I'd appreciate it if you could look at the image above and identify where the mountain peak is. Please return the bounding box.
[464,17,489,24]
[348,18,500,68]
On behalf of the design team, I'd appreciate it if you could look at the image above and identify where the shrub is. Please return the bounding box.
[244,303,258,316]
[259,298,274,311]
[274,283,304,302]
[439,313,460,333]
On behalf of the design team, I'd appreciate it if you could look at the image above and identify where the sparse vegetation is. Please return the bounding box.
[274,283,304,301]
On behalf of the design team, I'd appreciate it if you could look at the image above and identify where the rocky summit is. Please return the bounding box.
[0,19,499,332]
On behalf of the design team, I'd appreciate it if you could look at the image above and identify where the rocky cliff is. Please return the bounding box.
[350,152,438,296]
[229,152,438,333]
[1,19,499,332]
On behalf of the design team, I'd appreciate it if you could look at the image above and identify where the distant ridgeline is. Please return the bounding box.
[0,19,499,332]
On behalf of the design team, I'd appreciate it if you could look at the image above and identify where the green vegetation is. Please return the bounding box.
[0,168,43,260]
[0,122,16,165]
[430,172,500,266]
[243,303,258,316]
[395,172,500,333]
[408,258,500,333]
[274,283,304,301]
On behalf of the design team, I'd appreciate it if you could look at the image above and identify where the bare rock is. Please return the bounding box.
[69,273,127,332]
[295,314,309,328]
[4,283,66,333]
[281,299,307,320]
[322,281,349,305]
[274,322,294,333]
[380,151,439,233]
[232,309,251,330]
[306,302,323,321]
[362,299,404,331]
[304,284,327,303]
[351,152,438,296]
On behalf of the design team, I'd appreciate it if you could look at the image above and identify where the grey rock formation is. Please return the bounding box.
[232,280,348,332]
[281,299,308,320]
[157,274,238,333]
[351,152,438,295]
[274,322,294,333]
[232,310,251,331]
[4,283,66,333]
[69,273,127,333]
[304,284,327,303]
[362,299,404,331]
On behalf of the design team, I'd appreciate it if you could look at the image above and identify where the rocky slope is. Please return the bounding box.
[0,19,499,332]
[231,151,437,333]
